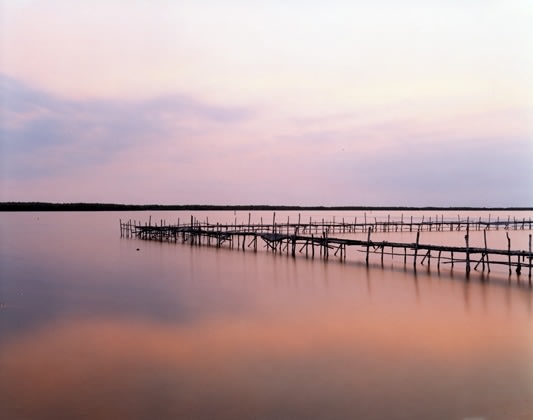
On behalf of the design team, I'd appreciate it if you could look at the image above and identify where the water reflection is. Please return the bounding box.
[411,266,421,304]
[1,212,532,419]
[2,305,532,420]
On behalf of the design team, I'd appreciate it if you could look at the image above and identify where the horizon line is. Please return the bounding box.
[1,202,532,212]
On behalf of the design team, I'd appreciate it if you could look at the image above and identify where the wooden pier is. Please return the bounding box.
[120,214,533,284]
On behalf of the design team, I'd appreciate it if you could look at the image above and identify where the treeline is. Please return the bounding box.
[1,202,531,212]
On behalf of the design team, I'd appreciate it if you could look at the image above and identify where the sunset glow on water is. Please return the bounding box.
[1,211,532,419]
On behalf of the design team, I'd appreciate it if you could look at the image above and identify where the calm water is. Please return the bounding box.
[1,211,532,420]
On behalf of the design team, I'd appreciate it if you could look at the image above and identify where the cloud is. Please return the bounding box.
[332,135,533,206]
[1,75,531,206]
[1,74,255,181]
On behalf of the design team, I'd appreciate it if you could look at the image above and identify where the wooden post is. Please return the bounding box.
[413,230,420,269]
[527,233,531,285]
[484,229,490,272]
[324,230,329,260]
[291,234,296,258]
[365,227,372,266]
[465,222,470,275]
[506,232,512,276]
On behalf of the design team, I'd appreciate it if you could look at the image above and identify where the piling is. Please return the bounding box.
[465,223,471,275]
[527,233,532,285]
[413,230,420,270]
[506,232,512,276]
[366,227,372,266]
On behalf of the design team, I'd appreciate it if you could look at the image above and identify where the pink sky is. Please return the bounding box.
[1,0,532,205]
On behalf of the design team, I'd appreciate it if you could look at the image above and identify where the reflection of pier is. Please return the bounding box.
[120,216,533,284]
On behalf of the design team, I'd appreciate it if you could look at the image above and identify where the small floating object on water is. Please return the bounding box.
[136,248,140,251]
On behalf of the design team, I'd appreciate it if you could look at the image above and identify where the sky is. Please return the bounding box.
[1,0,532,206]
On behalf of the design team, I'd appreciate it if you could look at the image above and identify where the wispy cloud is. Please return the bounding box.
[1,75,531,206]
[1,74,255,181]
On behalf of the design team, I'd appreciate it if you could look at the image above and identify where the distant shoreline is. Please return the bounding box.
[1,202,532,212]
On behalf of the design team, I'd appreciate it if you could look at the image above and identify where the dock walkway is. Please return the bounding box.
[120,215,533,284]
